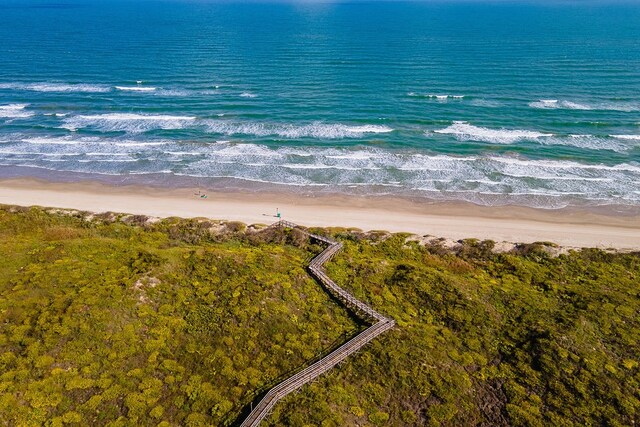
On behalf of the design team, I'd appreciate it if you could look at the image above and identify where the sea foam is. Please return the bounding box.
[434,122,552,144]
[0,82,111,93]
[431,123,635,152]
[115,86,157,92]
[408,93,465,100]
[529,99,640,112]
[24,137,86,145]
[2,137,639,207]
[611,134,640,141]
[0,104,34,118]
[61,113,196,132]
[543,134,631,153]
[529,99,591,110]
[203,121,393,139]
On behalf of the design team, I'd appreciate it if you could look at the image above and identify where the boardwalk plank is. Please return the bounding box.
[238,221,394,427]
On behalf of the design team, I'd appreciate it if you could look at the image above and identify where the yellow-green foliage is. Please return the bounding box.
[0,207,357,426]
[270,233,640,426]
[1,206,639,426]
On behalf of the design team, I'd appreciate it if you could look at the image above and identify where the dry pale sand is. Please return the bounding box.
[1,178,639,250]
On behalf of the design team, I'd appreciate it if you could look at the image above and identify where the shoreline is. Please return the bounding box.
[2,165,639,217]
[1,177,639,250]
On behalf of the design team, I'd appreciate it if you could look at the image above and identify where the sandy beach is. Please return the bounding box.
[1,178,639,250]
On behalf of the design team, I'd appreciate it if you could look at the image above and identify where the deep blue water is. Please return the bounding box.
[1,0,639,208]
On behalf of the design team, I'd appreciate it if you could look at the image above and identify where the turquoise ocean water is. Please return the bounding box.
[0,0,639,209]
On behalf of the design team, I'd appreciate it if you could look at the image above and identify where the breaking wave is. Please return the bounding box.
[203,121,393,138]
[408,92,465,100]
[115,86,157,92]
[431,122,637,152]
[554,134,631,152]
[24,136,91,145]
[0,82,111,93]
[61,113,197,132]
[611,134,640,141]
[57,112,393,139]
[529,99,640,112]
[434,122,552,144]
[1,135,638,208]
[0,104,34,118]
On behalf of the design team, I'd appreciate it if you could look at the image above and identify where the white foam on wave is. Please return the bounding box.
[14,135,171,150]
[343,125,393,134]
[563,101,592,110]
[434,121,552,144]
[529,99,640,112]
[281,163,334,170]
[77,158,138,163]
[24,137,85,145]
[501,172,613,182]
[529,99,591,110]
[200,89,221,96]
[163,151,203,156]
[543,134,631,152]
[77,113,195,120]
[0,104,34,118]
[204,121,393,139]
[3,137,640,206]
[156,89,192,97]
[611,134,640,141]
[115,86,212,97]
[408,93,465,100]
[128,170,174,175]
[190,144,640,204]
[0,82,110,93]
[240,92,257,98]
[325,152,375,160]
[430,126,634,152]
[0,81,216,97]
[85,152,132,157]
[175,172,329,187]
[61,113,196,132]
[397,154,477,171]
[114,142,167,147]
[56,112,393,138]
[115,86,157,92]
[489,155,640,173]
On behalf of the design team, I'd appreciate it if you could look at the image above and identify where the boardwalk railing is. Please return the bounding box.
[239,221,395,427]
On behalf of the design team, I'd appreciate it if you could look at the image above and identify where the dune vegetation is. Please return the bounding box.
[0,205,638,426]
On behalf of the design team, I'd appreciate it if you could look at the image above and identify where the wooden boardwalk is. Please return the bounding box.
[239,220,395,427]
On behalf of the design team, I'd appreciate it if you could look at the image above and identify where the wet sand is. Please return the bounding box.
[1,178,639,250]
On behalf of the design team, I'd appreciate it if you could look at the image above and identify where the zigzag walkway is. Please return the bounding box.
[239,220,395,427]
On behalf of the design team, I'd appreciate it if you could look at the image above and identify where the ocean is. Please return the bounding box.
[0,0,639,209]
